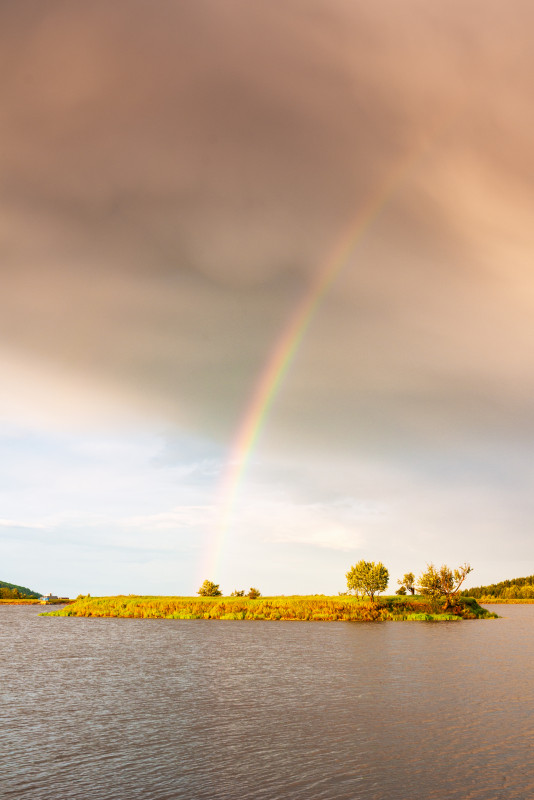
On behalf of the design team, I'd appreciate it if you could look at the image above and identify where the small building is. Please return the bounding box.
[40,593,58,604]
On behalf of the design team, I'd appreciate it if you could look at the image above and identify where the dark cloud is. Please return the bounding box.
[2,0,534,450]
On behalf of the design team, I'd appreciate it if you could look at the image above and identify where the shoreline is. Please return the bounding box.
[0,599,71,605]
[478,598,534,604]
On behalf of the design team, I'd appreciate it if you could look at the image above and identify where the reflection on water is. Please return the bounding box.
[1,604,533,800]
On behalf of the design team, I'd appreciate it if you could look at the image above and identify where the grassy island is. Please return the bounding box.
[44,594,495,621]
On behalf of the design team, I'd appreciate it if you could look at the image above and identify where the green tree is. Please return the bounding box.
[418,563,472,608]
[230,589,245,597]
[197,579,222,597]
[397,572,416,595]
[346,560,389,602]
[396,585,407,595]
[247,587,261,599]
[417,564,442,599]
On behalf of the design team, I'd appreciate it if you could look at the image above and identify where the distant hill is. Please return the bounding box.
[464,575,534,600]
[0,580,41,599]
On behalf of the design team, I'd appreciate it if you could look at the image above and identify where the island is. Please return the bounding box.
[44,594,495,621]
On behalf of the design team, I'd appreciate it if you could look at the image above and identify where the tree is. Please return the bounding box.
[418,563,473,608]
[396,585,407,595]
[417,564,442,599]
[397,572,416,595]
[230,589,245,597]
[247,587,261,599]
[346,560,389,602]
[197,579,222,597]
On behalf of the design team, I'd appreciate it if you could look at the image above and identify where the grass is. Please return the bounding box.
[44,594,496,621]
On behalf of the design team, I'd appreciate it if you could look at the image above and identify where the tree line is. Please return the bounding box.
[0,586,25,599]
[463,574,534,600]
[0,580,40,599]
[344,560,473,609]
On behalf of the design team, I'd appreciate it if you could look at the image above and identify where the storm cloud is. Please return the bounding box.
[2,0,534,451]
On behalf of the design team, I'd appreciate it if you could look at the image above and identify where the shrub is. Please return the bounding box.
[397,572,416,595]
[197,580,222,597]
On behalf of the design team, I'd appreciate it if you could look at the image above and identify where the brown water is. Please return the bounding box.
[1,604,532,800]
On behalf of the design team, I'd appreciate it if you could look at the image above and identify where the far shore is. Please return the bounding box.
[477,598,534,604]
[0,598,72,605]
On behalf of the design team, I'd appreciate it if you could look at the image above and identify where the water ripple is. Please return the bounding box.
[1,606,533,800]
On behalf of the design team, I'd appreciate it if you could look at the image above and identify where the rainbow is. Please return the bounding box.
[202,126,449,581]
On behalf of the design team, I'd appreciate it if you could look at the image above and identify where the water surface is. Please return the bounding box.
[1,604,532,799]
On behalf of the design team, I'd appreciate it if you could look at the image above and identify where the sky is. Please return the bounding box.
[2,0,534,597]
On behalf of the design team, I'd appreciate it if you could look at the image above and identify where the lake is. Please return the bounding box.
[1,604,532,799]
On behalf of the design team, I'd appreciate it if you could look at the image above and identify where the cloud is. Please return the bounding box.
[2,2,534,592]
[2,0,534,453]
[0,518,48,530]
[121,506,215,534]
